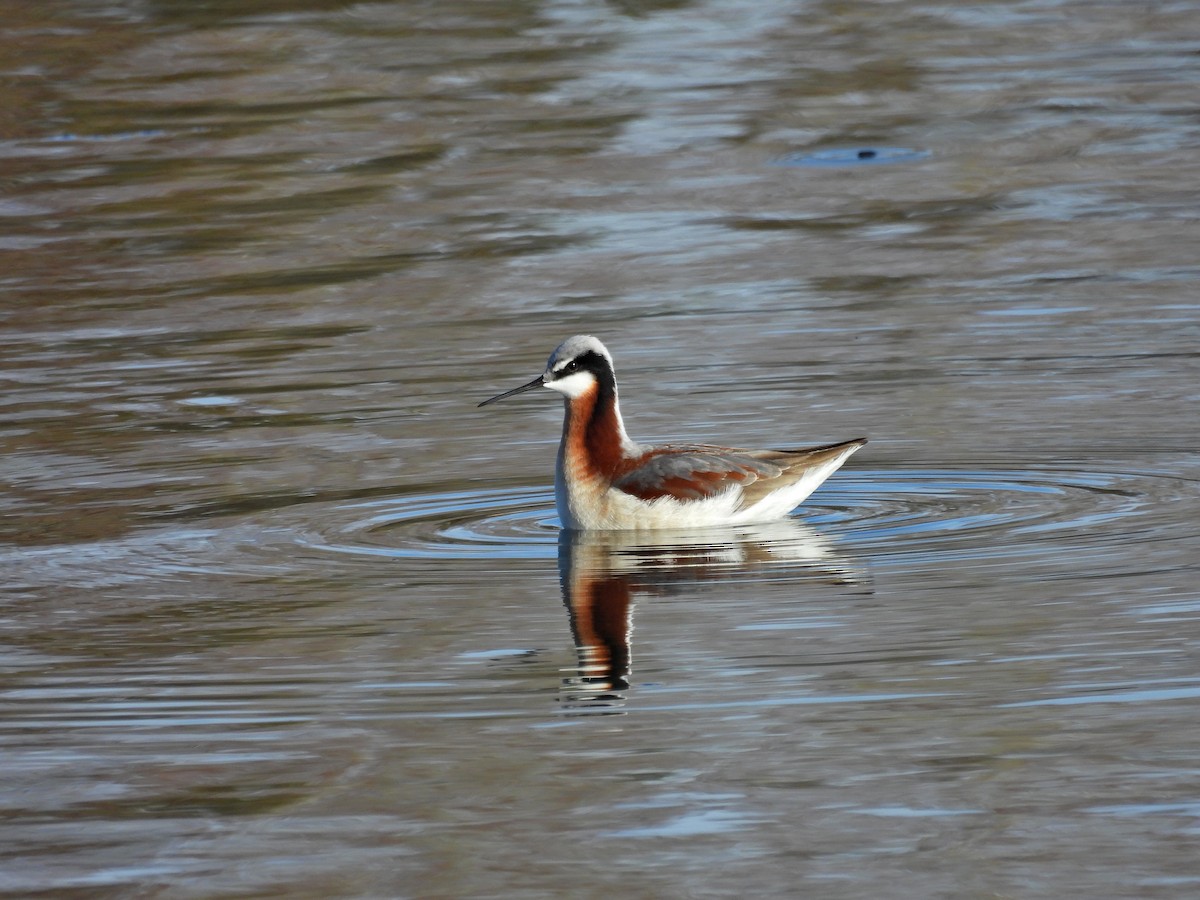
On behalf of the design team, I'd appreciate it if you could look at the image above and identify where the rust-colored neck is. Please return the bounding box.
[562,380,628,482]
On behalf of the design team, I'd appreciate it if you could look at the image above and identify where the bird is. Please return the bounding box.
[478,335,866,531]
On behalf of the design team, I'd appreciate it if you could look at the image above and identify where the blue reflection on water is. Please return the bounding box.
[774,146,931,167]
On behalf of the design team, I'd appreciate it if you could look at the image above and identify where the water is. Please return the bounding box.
[3,0,1199,896]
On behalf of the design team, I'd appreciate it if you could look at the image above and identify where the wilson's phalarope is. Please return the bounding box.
[479,335,866,530]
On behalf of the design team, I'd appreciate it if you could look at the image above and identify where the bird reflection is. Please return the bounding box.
[556,519,863,710]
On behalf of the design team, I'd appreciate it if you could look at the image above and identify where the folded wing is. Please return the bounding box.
[613,439,867,507]
[613,447,783,502]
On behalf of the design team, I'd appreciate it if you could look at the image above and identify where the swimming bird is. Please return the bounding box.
[479,335,866,530]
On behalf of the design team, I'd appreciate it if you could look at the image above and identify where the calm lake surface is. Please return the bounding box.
[3,0,1199,896]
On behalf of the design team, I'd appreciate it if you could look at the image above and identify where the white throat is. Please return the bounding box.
[544,370,596,400]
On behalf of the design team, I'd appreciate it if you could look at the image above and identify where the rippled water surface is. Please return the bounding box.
[3,0,1199,896]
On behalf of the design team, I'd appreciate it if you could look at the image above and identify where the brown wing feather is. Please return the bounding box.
[613,447,783,502]
[736,438,868,507]
[615,438,867,505]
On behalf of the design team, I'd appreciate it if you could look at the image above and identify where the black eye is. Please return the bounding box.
[565,360,579,372]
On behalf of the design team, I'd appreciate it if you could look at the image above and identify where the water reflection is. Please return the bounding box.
[557,520,861,709]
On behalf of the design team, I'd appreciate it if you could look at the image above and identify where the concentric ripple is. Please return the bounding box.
[290,467,1196,568]
[304,486,560,561]
[9,468,1188,590]
[813,468,1193,567]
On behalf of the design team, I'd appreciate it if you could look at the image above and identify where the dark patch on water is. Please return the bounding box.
[774,146,930,167]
